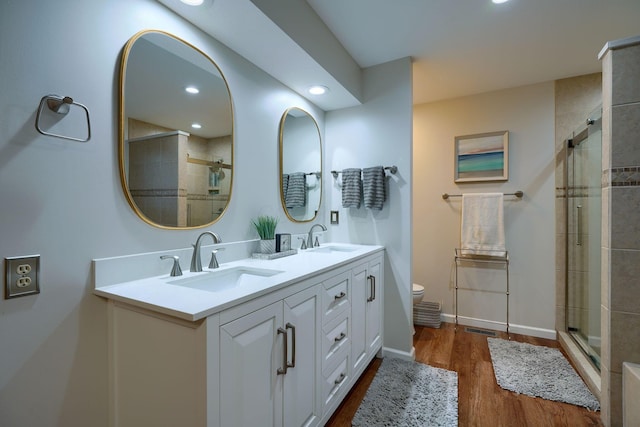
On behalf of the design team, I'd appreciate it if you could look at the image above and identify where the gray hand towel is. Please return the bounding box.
[282,174,289,200]
[341,168,362,208]
[285,172,306,208]
[363,166,386,210]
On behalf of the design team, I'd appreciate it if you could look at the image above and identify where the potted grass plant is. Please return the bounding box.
[252,215,279,253]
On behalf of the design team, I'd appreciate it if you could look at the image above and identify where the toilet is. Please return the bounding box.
[412,283,425,304]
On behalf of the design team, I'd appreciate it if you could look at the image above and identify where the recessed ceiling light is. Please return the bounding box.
[191,123,202,129]
[180,0,204,5]
[492,0,509,3]
[308,85,329,95]
[185,86,199,94]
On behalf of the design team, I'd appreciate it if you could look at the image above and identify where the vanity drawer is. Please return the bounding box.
[322,353,350,412]
[322,311,350,371]
[322,271,350,324]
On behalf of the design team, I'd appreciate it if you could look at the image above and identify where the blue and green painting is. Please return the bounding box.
[457,135,504,179]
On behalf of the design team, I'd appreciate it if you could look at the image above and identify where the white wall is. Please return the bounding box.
[413,82,557,337]
[0,1,327,425]
[325,57,414,357]
[0,1,415,425]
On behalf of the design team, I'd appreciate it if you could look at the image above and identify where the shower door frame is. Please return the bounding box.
[564,108,602,371]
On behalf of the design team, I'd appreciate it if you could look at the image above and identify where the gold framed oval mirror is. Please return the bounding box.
[279,107,322,222]
[119,30,233,228]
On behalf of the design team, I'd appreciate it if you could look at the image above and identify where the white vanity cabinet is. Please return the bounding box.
[101,247,384,427]
[107,302,218,427]
[219,284,322,427]
[319,270,352,416]
[350,255,383,378]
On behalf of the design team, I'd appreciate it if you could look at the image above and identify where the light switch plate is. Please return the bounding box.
[5,255,40,299]
[330,211,339,224]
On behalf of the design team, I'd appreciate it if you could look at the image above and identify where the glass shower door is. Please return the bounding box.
[566,108,602,370]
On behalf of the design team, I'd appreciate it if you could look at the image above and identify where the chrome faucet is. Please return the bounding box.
[190,231,222,272]
[307,223,327,248]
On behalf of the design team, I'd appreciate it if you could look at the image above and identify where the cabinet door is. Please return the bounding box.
[220,301,284,427]
[283,285,322,427]
[366,257,383,355]
[350,262,367,375]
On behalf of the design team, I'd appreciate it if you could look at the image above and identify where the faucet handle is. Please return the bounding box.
[208,248,225,269]
[160,255,182,277]
[298,237,307,250]
[314,236,320,247]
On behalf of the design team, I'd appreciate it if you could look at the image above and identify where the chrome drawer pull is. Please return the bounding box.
[277,327,288,375]
[334,332,346,342]
[334,373,346,385]
[334,291,346,300]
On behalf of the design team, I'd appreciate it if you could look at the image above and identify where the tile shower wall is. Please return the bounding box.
[600,36,640,427]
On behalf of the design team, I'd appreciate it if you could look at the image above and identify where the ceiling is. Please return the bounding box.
[157,0,640,110]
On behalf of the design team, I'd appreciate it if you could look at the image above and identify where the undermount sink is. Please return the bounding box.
[167,266,283,292]
[307,244,359,254]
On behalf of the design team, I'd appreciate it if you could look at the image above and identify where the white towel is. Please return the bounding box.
[461,193,505,257]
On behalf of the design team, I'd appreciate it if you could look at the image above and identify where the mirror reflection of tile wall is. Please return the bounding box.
[127,118,231,227]
[128,131,186,227]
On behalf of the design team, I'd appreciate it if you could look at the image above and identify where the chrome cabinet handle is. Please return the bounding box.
[277,327,288,375]
[576,205,583,246]
[334,373,346,385]
[372,275,376,301]
[286,323,296,368]
[367,275,376,302]
[334,291,346,300]
[334,332,346,342]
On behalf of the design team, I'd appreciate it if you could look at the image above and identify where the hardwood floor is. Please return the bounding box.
[325,323,603,427]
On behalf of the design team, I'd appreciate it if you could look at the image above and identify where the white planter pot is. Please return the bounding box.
[259,239,276,254]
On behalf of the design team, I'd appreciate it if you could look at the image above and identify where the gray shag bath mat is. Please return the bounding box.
[352,358,458,426]
[487,338,600,411]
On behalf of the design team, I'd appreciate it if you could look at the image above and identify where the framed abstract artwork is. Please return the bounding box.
[454,131,509,182]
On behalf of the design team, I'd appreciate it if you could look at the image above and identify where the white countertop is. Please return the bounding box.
[94,243,383,321]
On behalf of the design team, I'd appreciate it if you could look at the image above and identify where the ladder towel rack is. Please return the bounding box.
[454,248,510,337]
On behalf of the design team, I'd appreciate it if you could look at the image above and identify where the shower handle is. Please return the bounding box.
[576,205,583,246]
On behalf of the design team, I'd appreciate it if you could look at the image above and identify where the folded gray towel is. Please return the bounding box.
[341,168,362,208]
[285,172,306,208]
[363,166,386,210]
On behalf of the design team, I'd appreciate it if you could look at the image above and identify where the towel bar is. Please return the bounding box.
[442,190,523,200]
[331,165,397,178]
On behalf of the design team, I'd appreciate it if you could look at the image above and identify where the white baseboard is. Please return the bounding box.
[441,314,557,340]
[382,346,415,361]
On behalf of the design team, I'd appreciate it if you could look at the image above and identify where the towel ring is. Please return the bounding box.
[35,94,92,142]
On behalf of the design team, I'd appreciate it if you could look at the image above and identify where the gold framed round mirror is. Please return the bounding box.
[119,30,233,228]
[279,107,322,222]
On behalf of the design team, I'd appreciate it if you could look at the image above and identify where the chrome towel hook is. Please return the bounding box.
[35,94,92,142]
